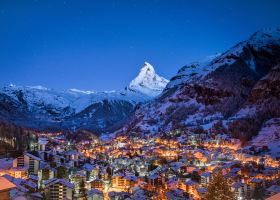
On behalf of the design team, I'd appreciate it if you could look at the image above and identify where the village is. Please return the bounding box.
[0,130,279,200]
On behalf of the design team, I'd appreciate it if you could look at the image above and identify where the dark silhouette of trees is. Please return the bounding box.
[204,170,235,200]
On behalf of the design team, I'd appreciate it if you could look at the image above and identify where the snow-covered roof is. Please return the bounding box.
[0,158,13,170]
[267,185,280,193]
[24,153,41,161]
[201,171,211,177]
[197,187,208,194]
[44,178,74,189]
[86,189,104,197]
[28,175,39,181]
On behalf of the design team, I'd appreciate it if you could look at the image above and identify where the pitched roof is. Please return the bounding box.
[0,176,17,191]
[24,153,42,161]
[86,189,104,197]
[44,178,74,189]
[267,185,280,193]
[201,171,211,177]
[266,193,280,200]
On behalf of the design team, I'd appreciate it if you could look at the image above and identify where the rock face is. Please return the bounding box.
[123,28,280,144]
[0,63,168,133]
[229,64,280,141]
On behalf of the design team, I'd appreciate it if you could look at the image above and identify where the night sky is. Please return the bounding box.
[0,0,280,91]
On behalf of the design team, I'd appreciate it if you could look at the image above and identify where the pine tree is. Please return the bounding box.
[204,170,235,200]
[56,166,68,179]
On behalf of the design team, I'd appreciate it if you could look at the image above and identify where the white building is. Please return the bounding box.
[24,153,42,175]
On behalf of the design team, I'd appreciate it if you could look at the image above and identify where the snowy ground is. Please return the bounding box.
[251,118,280,156]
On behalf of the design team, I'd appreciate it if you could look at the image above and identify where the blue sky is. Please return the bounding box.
[0,0,279,91]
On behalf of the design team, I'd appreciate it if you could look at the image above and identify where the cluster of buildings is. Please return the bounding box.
[0,131,279,200]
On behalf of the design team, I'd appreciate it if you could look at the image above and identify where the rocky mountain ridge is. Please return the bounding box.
[0,62,168,133]
[122,28,280,154]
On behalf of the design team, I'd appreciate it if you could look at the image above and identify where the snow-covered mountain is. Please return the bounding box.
[126,62,169,97]
[122,28,280,155]
[0,62,168,133]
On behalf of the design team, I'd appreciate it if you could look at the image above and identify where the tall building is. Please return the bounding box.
[44,178,74,200]
[13,155,24,168]
[24,153,42,175]
[200,171,211,187]
[38,165,56,188]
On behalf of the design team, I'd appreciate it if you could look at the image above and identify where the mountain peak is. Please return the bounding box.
[142,61,155,74]
[248,28,280,48]
[127,62,169,97]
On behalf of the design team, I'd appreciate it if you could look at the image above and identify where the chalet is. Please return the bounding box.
[44,178,74,200]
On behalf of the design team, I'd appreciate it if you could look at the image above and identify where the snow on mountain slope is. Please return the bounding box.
[167,28,280,89]
[251,118,280,156]
[0,62,168,133]
[127,62,169,97]
[1,62,168,112]
[122,28,280,139]
[1,84,76,115]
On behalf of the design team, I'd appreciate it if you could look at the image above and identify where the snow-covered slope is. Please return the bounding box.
[168,28,280,89]
[0,62,168,133]
[122,28,280,141]
[251,118,280,156]
[127,62,169,97]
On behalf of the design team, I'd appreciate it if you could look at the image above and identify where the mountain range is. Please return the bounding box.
[1,28,280,152]
[0,62,168,133]
[121,28,280,150]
